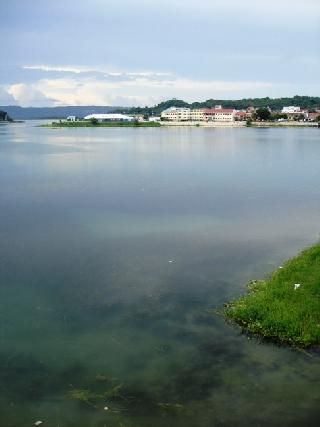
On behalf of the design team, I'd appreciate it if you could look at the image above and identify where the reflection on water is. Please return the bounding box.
[0,121,320,426]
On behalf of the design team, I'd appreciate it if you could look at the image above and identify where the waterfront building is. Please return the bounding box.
[160,107,191,121]
[204,107,235,122]
[132,115,144,122]
[245,106,256,119]
[281,106,308,121]
[282,106,301,114]
[190,109,206,121]
[160,106,236,122]
[306,112,320,122]
[84,113,134,122]
[234,111,247,121]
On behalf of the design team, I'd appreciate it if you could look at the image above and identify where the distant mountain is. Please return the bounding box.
[0,106,122,120]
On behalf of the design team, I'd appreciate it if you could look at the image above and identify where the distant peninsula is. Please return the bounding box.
[0,110,13,122]
[42,120,160,128]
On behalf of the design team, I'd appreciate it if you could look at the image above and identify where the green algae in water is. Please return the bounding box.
[67,388,99,405]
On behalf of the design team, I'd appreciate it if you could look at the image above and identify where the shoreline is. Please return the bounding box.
[224,243,320,349]
[160,121,246,127]
[250,121,319,128]
[161,121,318,128]
[40,120,319,129]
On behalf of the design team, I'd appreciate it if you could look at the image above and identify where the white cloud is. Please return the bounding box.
[7,83,55,107]
[6,74,275,107]
[0,87,17,105]
[23,65,86,74]
[126,72,171,77]
[23,65,172,78]
[23,64,117,74]
[11,61,320,107]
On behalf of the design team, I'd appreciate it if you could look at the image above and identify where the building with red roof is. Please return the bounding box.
[204,106,235,122]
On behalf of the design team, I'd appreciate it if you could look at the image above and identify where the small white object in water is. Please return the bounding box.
[104,406,109,411]
[168,260,175,263]
[294,283,301,290]
[34,422,43,426]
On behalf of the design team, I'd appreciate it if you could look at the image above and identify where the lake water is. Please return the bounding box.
[1,121,320,427]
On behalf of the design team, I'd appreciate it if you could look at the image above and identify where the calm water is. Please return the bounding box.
[1,121,320,427]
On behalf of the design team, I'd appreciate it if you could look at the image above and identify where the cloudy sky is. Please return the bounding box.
[1,0,320,107]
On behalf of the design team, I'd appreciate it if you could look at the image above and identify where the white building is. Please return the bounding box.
[149,116,161,122]
[160,107,191,121]
[160,105,236,122]
[282,106,301,114]
[190,109,206,121]
[67,115,76,121]
[84,113,134,122]
[281,106,308,120]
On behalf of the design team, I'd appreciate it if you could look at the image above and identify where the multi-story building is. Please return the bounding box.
[281,106,308,121]
[234,111,247,121]
[306,112,320,122]
[282,106,301,114]
[204,106,235,122]
[190,109,206,121]
[160,107,191,121]
[245,107,256,120]
[160,105,236,122]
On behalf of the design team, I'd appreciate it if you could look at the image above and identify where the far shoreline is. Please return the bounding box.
[40,120,319,129]
[161,121,318,128]
[40,121,161,128]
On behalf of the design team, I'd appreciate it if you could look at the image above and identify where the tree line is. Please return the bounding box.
[119,96,320,116]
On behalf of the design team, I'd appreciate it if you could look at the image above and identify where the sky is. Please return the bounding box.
[1,0,320,107]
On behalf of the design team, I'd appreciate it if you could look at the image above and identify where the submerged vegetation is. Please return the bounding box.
[66,378,185,416]
[225,243,320,348]
[67,382,125,407]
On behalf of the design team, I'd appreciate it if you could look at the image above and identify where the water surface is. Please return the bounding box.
[1,122,320,426]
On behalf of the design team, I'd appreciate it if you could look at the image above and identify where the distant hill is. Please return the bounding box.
[0,106,121,120]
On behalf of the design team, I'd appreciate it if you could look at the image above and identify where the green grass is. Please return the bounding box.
[225,243,320,348]
[41,120,161,128]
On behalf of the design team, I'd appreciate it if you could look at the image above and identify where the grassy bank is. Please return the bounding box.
[42,120,161,128]
[225,243,320,348]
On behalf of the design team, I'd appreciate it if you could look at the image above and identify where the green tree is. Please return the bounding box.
[271,113,288,121]
[90,117,98,125]
[256,108,271,121]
